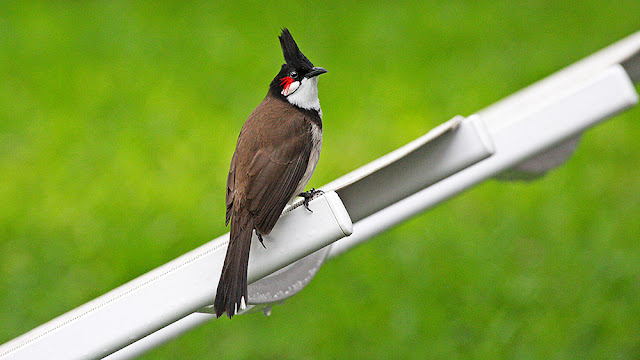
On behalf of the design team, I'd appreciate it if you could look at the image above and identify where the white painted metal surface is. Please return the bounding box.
[326,115,495,222]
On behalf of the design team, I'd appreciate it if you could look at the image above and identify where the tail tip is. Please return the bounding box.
[214,296,248,319]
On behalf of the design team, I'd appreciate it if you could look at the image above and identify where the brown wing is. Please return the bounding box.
[245,137,310,234]
[226,97,312,235]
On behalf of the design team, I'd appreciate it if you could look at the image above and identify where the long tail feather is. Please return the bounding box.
[214,213,253,318]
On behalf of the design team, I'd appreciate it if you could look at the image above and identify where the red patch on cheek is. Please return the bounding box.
[279,76,294,93]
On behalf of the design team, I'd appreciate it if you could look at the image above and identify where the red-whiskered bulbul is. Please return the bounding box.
[214,28,327,318]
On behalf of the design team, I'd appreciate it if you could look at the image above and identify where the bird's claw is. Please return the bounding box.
[298,188,324,213]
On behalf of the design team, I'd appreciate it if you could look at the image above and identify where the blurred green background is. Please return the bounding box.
[2,1,640,359]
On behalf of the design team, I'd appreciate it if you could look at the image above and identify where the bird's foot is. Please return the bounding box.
[298,188,324,213]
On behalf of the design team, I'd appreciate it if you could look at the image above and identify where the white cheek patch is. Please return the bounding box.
[282,80,300,96]
[286,77,321,111]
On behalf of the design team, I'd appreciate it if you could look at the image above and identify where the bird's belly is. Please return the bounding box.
[290,123,322,203]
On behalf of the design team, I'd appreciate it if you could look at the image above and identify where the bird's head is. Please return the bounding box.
[270,28,327,111]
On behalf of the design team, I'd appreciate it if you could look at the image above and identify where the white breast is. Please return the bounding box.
[291,121,322,202]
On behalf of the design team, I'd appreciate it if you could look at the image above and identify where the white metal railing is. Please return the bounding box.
[1,30,639,360]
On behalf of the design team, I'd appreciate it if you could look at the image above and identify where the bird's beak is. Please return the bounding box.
[306,67,328,78]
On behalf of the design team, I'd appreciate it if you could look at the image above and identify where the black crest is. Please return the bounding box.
[279,28,314,70]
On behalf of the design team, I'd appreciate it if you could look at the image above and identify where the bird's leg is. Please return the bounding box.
[298,188,324,213]
[256,231,266,249]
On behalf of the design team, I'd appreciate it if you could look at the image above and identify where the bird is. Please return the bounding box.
[214,28,327,318]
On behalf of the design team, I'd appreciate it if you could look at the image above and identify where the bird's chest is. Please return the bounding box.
[308,122,322,172]
[293,122,322,200]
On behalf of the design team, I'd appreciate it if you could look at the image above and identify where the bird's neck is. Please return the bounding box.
[286,77,321,112]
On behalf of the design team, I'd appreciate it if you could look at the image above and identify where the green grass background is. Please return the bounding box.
[2,1,640,359]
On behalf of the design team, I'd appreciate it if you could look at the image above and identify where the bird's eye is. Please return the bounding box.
[289,71,298,79]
